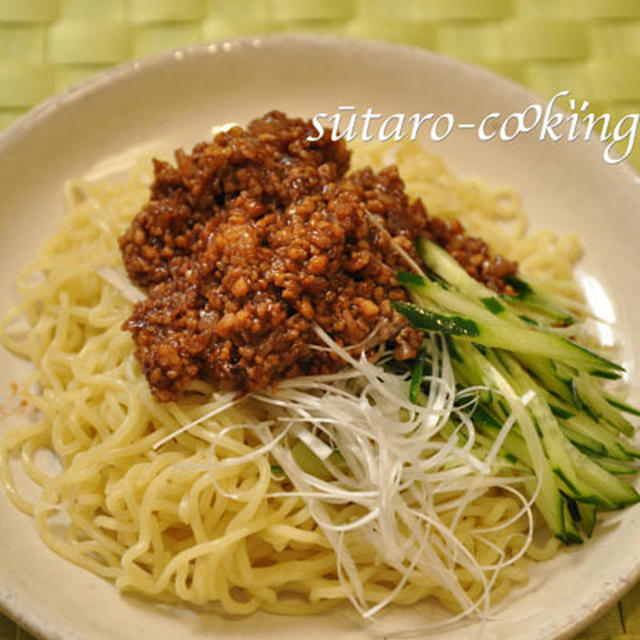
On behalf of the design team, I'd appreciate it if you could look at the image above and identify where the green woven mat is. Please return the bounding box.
[1,0,639,167]
[1,1,639,639]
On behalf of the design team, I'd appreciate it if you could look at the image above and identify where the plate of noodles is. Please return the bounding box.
[0,35,639,640]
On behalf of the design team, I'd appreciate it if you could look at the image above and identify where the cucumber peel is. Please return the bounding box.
[393,299,622,374]
[396,244,639,543]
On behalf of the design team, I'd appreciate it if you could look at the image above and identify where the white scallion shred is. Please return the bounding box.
[93,265,146,304]
[167,326,536,634]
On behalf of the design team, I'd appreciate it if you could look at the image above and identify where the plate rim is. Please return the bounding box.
[0,32,639,640]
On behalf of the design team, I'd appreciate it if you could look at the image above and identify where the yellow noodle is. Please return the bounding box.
[0,144,563,620]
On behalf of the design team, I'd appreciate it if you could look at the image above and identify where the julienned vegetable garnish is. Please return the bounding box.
[394,238,639,543]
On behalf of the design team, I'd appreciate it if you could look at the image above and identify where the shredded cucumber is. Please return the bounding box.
[395,239,639,542]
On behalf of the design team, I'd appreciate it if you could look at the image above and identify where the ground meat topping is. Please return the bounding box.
[120,111,517,402]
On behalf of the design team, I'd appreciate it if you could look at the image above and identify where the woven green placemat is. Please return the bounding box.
[0,1,639,639]
[1,0,639,168]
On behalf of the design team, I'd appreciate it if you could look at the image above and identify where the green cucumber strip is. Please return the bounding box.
[474,430,527,469]
[394,301,622,374]
[472,405,533,467]
[552,468,615,508]
[605,394,640,418]
[481,297,506,314]
[410,350,427,406]
[494,349,634,462]
[573,376,635,437]
[555,361,575,383]
[450,339,637,540]
[562,498,583,545]
[525,463,566,542]
[590,370,623,380]
[550,404,576,420]
[517,354,574,405]
[566,444,640,507]
[565,495,580,522]
[393,301,480,337]
[577,503,597,537]
[291,441,344,480]
[398,271,506,327]
[561,424,607,457]
[504,275,532,297]
[456,342,566,539]
[592,457,639,475]
[571,378,599,422]
[507,297,575,326]
[452,354,508,422]
[444,335,463,362]
[417,238,489,298]
[501,354,637,508]
[417,238,572,327]
[292,440,331,479]
[504,275,576,324]
[442,420,528,472]
[563,414,639,461]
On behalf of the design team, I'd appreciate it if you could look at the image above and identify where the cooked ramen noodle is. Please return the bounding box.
[0,132,586,630]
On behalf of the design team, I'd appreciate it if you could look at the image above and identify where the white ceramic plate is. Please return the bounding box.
[1,35,639,640]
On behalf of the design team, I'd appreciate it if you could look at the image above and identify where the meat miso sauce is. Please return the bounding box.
[119,111,517,401]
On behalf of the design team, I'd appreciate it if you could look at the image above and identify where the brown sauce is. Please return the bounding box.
[119,111,517,401]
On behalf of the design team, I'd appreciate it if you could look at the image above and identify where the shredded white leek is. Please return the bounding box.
[93,264,146,304]
[175,324,538,633]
